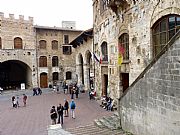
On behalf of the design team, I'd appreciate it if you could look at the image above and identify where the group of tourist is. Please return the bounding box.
[50,99,76,125]
[101,96,114,111]
[11,94,27,108]
[32,87,42,96]
[62,82,80,99]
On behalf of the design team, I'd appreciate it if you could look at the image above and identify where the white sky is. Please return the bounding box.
[0,0,93,30]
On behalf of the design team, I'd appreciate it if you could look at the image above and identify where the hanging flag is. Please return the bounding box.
[118,44,125,66]
[99,56,102,64]
[118,53,123,65]
[93,53,100,63]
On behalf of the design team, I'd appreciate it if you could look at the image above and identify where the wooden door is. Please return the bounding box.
[121,73,129,92]
[40,73,48,88]
[102,74,108,96]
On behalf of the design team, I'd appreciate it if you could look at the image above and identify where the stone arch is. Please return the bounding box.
[0,60,32,90]
[118,24,129,37]
[150,7,180,27]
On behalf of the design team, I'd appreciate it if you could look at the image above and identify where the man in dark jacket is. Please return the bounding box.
[50,106,57,125]
[57,104,64,125]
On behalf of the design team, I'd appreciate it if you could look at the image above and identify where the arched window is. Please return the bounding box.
[52,40,58,50]
[39,56,47,67]
[0,37,2,49]
[52,56,58,67]
[14,37,23,49]
[39,40,47,49]
[66,71,72,80]
[118,33,129,60]
[53,72,59,81]
[152,14,180,56]
[101,42,108,62]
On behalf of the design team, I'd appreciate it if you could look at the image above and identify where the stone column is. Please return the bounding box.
[83,63,90,91]
[76,63,82,84]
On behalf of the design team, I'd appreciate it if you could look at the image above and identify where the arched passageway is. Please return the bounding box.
[0,60,32,90]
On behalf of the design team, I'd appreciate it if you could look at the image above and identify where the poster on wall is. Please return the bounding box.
[21,83,25,90]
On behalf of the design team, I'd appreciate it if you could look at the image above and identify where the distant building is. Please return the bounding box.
[62,21,76,29]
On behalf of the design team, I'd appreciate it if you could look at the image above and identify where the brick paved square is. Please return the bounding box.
[0,90,113,135]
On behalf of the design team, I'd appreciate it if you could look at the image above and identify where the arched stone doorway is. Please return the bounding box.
[40,72,48,88]
[0,60,32,90]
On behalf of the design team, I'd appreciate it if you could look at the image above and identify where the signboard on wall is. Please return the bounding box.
[21,83,25,90]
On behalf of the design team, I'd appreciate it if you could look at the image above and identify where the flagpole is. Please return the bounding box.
[92,28,95,91]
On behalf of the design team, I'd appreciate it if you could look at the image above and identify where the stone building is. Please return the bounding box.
[35,25,82,88]
[93,0,180,99]
[93,0,180,135]
[0,13,82,90]
[0,13,37,90]
[70,28,93,91]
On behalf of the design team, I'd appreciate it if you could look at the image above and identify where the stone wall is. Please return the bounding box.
[36,27,82,85]
[120,34,180,135]
[93,0,180,103]
[0,13,37,88]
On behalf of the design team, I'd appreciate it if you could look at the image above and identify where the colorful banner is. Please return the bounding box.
[93,53,100,63]
[118,44,125,66]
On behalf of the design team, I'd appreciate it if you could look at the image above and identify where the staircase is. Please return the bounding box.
[65,112,131,135]
[48,113,132,135]
[66,123,124,135]
[94,112,121,130]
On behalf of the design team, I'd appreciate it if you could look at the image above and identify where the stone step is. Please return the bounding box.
[103,115,121,129]
[66,124,101,134]
[98,117,116,130]
[94,114,119,129]
[66,123,125,135]
[94,119,106,128]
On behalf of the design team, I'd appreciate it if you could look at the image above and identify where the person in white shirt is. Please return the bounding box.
[0,87,3,94]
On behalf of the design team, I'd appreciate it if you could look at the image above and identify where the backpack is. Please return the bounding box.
[71,102,75,109]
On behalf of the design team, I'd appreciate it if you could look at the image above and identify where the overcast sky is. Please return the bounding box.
[0,0,93,30]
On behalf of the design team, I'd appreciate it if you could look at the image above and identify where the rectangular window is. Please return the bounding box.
[64,35,69,44]
[63,46,72,55]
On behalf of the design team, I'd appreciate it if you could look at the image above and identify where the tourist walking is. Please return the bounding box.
[57,104,64,125]
[12,96,16,108]
[33,88,37,96]
[23,94,27,107]
[71,87,75,99]
[37,87,42,95]
[64,99,69,117]
[50,106,57,125]
[70,100,76,119]
[16,96,20,108]
[75,86,79,99]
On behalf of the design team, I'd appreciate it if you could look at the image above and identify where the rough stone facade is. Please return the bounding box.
[120,33,180,135]
[0,13,37,89]
[35,26,82,87]
[0,13,82,89]
[93,0,180,134]
[70,29,93,90]
[93,0,180,101]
